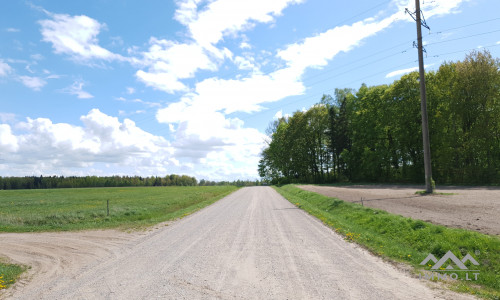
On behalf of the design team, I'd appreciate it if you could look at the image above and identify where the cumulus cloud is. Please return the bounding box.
[0,60,13,77]
[39,12,124,62]
[0,109,176,175]
[60,80,93,99]
[0,124,19,152]
[153,68,303,178]
[181,0,303,47]
[135,38,231,94]
[18,76,47,91]
[133,0,301,95]
[0,113,16,123]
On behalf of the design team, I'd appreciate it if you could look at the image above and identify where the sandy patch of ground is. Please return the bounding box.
[298,185,500,236]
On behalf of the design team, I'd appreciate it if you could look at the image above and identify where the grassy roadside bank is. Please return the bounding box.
[274,185,500,299]
[0,186,238,290]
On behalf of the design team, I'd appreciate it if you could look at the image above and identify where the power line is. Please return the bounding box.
[429,17,500,35]
[240,39,500,124]
[426,29,500,47]
[140,14,500,135]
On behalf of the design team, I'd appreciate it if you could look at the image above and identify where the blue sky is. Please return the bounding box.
[0,0,499,180]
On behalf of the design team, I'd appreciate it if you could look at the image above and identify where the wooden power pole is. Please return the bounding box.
[414,0,433,193]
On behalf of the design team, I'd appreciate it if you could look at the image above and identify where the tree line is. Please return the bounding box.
[259,51,500,185]
[0,175,264,190]
[0,175,198,190]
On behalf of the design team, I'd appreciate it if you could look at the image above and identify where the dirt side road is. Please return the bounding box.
[1,187,474,299]
[298,185,500,236]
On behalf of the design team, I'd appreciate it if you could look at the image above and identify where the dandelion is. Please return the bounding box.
[408,255,411,257]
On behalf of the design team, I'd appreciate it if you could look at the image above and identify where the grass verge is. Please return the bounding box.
[0,186,238,232]
[274,184,500,299]
[415,190,457,195]
[0,260,25,291]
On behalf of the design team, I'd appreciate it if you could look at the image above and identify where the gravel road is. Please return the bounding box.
[1,187,474,299]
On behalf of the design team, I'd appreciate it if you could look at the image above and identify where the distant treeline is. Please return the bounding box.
[259,51,500,185]
[0,175,263,190]
[0,175,198,190]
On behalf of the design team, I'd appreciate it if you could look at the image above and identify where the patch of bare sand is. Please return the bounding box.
[0,225,166,299]
[298,185,500,236]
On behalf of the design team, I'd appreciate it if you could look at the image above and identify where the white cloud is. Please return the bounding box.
[182,0,303,47]
[277,0,466,75]
[0,60,13,77]
[5,28,20,33]
[60,80,93,99]
[0,113,16,123]
[386,66,419,78]
[30,54,44,61]
[0,124,19,152]
[18,76,47,91]
[126,87,135,94]
[233,55,257,71]
[135,0,302,94]
[240,42,252,49]
[278,11,403,73]
[136,70,187,94]
[135,38,225,93]
[153,68,304,178]
[420,0,467,18]
[39,12,124,62]
[385,64,433,78]
[273,110,283,119]
[0,110,176,176]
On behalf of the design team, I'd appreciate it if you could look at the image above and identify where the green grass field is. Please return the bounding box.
[274,185,500,299]
[0,186,238,290]
[0,186,238,232]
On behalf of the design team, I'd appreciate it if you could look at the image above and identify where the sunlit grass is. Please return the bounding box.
[274,185,500,299]
[0,261,25,291]
[0,186,238,232]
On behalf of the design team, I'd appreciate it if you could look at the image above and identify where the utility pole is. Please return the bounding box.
[414,0,433,193]
[407,0,433,193]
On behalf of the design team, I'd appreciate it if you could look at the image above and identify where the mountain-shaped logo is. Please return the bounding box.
[420,250,479,270]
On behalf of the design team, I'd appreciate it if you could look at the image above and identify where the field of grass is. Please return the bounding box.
[0,186,238,232]
[0,186,238,290]
[274,185,500,299]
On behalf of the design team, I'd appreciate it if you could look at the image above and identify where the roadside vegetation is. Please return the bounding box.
[274,185,500,299]
[0,261,25,291]
[260,51,500,185]
[0,186,238,232]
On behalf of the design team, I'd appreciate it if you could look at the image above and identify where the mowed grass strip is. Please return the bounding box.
[0,186,238,232]
[274,185,500,299]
